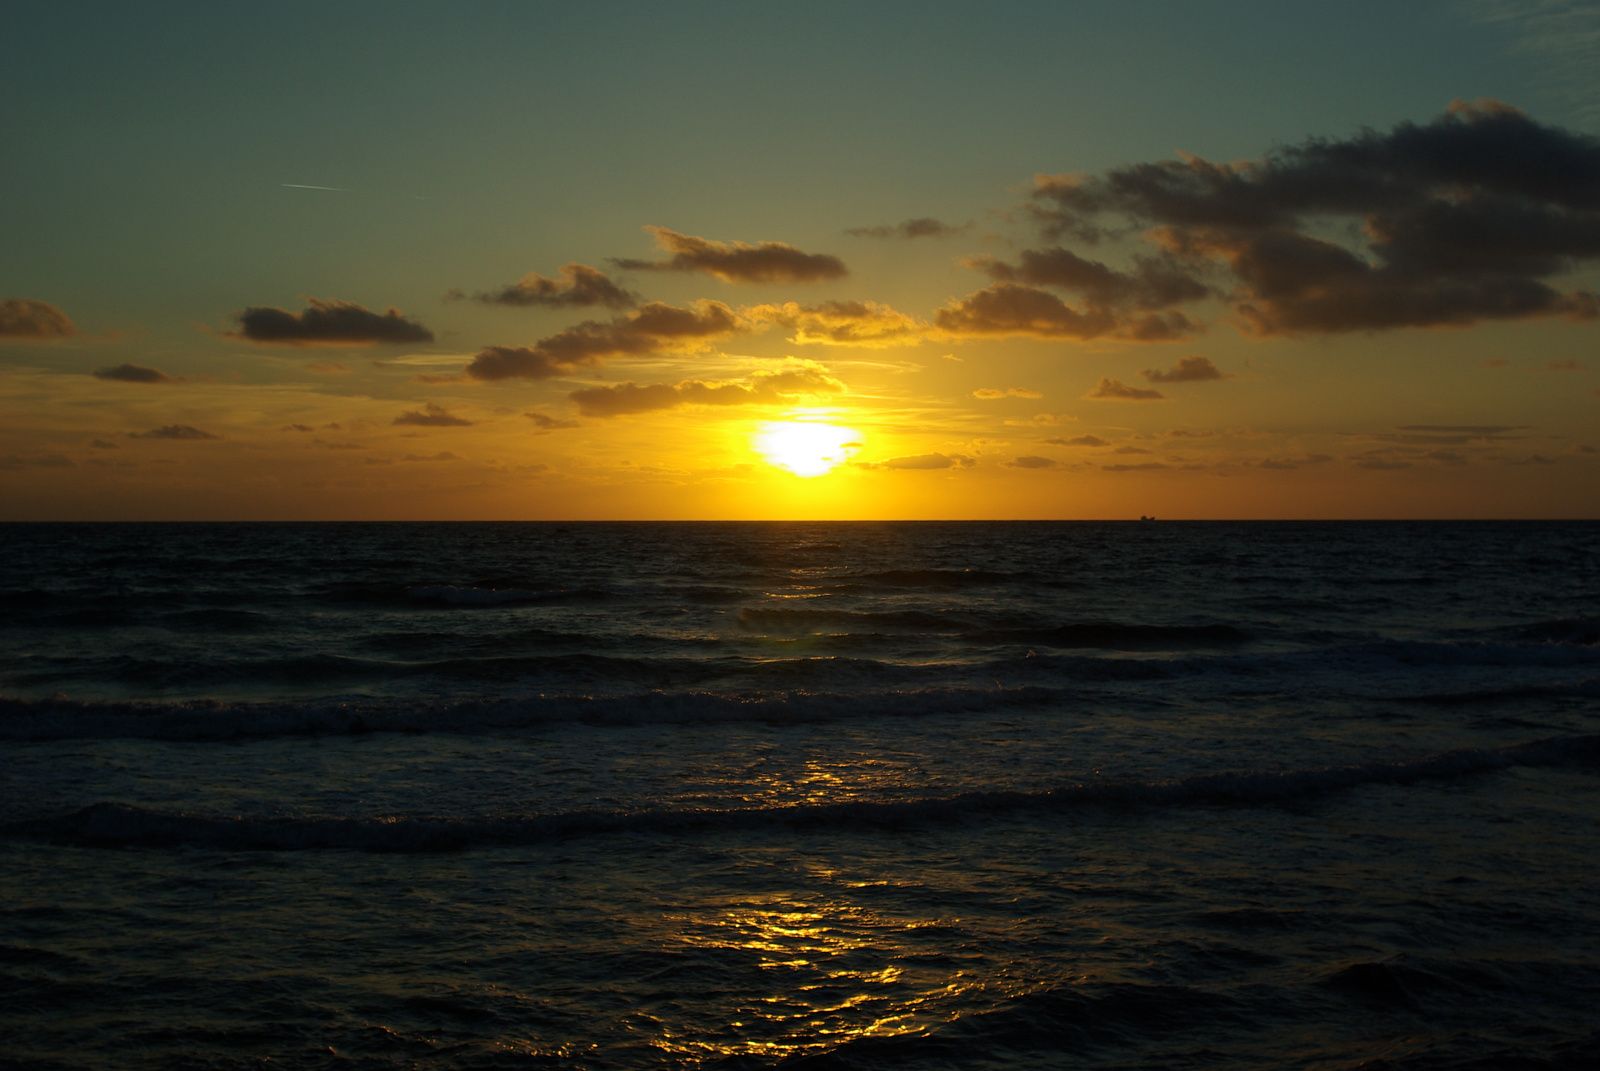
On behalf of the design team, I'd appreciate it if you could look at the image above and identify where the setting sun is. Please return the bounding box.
[753,421,859,477]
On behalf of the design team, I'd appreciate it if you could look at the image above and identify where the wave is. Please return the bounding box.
[739,607,971,633]
[1498,617,1600,647]
[837,568,1020,589]
[9,734,1595,852]
[966,622,1251,650]
[0,685,1068,742]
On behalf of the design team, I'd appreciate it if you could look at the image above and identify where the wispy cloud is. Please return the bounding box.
[1143,356,1226,383]
[570,366,843,417]
[1085,377,1164,401]
[611,226,847,284]
[450,263,637,309]
[845,217,967,240]
[467,300,746,381]
[393,402,474,427]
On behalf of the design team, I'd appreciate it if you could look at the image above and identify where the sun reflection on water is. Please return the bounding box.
[651,895,980,1063]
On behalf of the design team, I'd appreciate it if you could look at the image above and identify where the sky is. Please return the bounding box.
[3,0,1599,520]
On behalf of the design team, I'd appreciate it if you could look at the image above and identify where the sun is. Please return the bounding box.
[754,421,859,477]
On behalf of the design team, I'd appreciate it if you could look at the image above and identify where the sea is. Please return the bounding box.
[1,521,1597,1070]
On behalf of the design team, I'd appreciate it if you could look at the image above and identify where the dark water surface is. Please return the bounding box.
[2,522,1597,1069]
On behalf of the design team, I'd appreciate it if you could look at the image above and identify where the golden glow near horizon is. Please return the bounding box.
[754,420,860,478]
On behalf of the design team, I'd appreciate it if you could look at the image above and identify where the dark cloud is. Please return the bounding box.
[283,424,315,432]
[611,226,847,284]
[1143,355,1226,383]
[936,283,1195,341]
[1384,424,1528,444]
[1045,434,1109,447]
[453,263,637,309]
[526,411,579,430]
[400,451,461,463]
[845,217,966,239]
[92,363,172,384]
[1085,377,1164,401]
[89,438,119,450]
[0,299,75,339]
[570,367,843,418]
[861,453,976,470]
[971,247,1210,310]
[393,402,473,427]
[128,425,218,440]
[467,300,746,381]
[234,298,433,346]
[1031,102,1600,334]
[1257,453,1333,470]
[746,300,923,347]
[1007,455,1058,469]
[1102,461,1170,471]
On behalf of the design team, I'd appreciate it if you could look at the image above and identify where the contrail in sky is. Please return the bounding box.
[280,183,347,192]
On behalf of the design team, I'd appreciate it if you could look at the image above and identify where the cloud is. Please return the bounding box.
[234,298,433,346]
[1045,434,1108,447]
[1546,359,1584,370]
[526,411,579,430]
[283,424,315,432]
[128,425,218,440]
[611,226,847,283]
[1085,377,1164,401]
[400,451,461,462]
[0,299,75,339]
[89,438,119,450]
[453,263,636,309]
[972,247,1209,309]
[466,300,746,381]
[393,402,473,427]
[1031,103,1600,334]
[570,366,843,417]
[1143,355,1226,383]
[973,386,1043,399]
[1102,461,1171,471]
[0,453,75,469]
[936,282,1194,341]
[845,217,966,239]
[1007,455,1058,468]
[745,300,924,347]
[1385,424,1528,444]
[862,452,976,470]
[92,363,172,384]
[1258,453,1333,470]
[305,361,350,374]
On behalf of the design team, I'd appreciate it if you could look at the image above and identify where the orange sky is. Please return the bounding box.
[3,8,1598,519]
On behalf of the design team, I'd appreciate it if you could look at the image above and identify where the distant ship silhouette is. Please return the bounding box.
[1139,514,1156,521]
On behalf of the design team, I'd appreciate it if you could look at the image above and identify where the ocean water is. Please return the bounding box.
[2,520,1597,1070]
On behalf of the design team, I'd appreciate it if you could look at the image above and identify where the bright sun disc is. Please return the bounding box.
[754,421,858,477]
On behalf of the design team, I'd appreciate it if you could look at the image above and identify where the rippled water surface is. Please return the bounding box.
[2,521,1598,1069]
